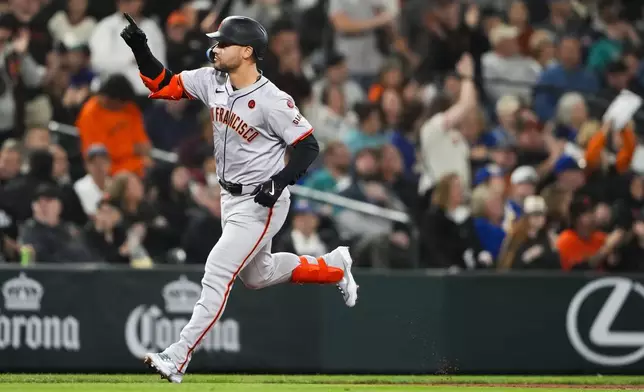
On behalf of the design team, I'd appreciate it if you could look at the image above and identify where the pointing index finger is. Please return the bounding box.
[124,13,137,26]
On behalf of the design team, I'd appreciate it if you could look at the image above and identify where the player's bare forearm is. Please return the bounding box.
[272,133,319,187]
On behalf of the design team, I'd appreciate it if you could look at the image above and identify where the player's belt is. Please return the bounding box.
[218,179,256,196]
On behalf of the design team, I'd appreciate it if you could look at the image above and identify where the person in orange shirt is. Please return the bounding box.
[75,74,151,177]
[556,195,623,271]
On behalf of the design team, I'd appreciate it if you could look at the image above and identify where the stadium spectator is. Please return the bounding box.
[555,92,589,142]
[471,185,506,261]
[586,17,639,75]
[89,0,166,96]
[148,164,192,249]
[380,144,417,213]
[305,84,352,149]
[538,0,582,39]
[274,199,333,258]
[336,148,407,241]
[529,29,556,70]
[508,165,539,216]
[76,74,151,177]
[270,35,311,107]
[379,88,403,132]
[421,173,490,270]
[497,195,559,269]
[482,23,539,104]
[82,197,128,263]
[181,184,222,263]
[368,59,405,103]
[485,94,521,148]
[311,52,365,111]
[303,141,352,194]
[74,143,111,217]
[165,10,206,73]
[533,36,599,122]
[507,0,533,56]
[59,41,95,112]
[22,126,50,154]
[105,171,175,261]
[0,139,22,187]
[18,183,95,263]
[261,18,299,82]
[472,164,506,192]
[556,195,623,270]
[551,154,586,193]
[418,54,476,206]
[328,0,394,90]
[144,99,199,152]
[177,108,214,171]
[47,0,96,46]
[342,102,388,156]
[7,0,56,133]
[390,100,423,178]
[599,59,635,103]
[0,21,47,142]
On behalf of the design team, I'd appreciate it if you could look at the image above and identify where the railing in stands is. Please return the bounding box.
[48,121,411,224]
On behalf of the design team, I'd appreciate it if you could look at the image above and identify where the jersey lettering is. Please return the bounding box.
[215,107,260,143]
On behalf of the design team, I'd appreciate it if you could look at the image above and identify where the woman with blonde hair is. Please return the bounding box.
[497,195,559,270]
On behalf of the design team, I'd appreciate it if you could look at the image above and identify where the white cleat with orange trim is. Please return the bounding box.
[336,247,358,307]
[143,352,183,383]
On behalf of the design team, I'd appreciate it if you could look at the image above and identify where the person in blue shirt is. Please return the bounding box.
[533,36,599,122]
[342,102,389,155]
[472,184,506,261]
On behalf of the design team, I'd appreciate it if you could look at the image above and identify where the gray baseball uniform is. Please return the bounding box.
[162,68,347,373]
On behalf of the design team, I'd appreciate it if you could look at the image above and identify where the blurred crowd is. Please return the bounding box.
[2,0,644,272]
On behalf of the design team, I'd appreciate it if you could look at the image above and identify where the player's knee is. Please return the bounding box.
[239,276,264,290]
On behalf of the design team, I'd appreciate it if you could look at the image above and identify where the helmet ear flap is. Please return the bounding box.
[206,44,217,63]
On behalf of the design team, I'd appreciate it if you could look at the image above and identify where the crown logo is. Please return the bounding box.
[162,275,201,314]
[2,272,44,312]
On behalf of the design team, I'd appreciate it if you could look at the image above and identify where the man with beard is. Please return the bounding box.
[120,14,359,382]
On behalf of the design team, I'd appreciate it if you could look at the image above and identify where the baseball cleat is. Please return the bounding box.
[143,352,183,383]
[336,247,358,307]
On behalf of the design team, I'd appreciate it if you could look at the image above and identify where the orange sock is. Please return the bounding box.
[291,256,344,284]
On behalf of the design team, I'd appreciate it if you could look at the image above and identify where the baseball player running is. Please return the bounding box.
[120,14,358,383]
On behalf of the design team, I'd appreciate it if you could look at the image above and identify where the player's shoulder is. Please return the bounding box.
[261,79,296,107]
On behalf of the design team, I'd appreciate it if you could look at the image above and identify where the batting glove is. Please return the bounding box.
[252,179,284,208]
[120,13,148,51]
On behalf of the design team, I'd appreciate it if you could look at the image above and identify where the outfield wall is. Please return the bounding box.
[2,265,644,374]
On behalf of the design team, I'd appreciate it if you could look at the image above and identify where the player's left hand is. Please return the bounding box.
[120,13,148,51]
[252,179,284,208]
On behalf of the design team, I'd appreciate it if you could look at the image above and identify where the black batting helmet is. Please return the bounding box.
[206,16,268,62]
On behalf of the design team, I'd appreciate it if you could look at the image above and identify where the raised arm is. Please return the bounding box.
[443,54,478,130]
[120,13,189,100]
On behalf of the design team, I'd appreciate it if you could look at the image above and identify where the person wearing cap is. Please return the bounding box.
[472,164,506,192]
[311,52,365,111]
[552,154,586,192]
[508,165,539,213]
[74,144,112,217]
[89,0,166,96]
[487,136,518,173]
[275,200,334,258]
[18,183,96,263]
[165,10,208,73]
[75,74,151,177]
[497,195,559,270]
[556,195,624,271]
[481,23,540,104]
